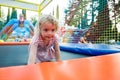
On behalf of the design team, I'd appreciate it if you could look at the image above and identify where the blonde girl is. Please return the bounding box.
[28,14,60,64]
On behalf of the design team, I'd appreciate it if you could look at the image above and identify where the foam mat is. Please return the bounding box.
[0,53,120,80]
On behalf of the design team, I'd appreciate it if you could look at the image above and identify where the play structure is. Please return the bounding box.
[61,29,88,43]
[64,0,120,44]
[0,0,53,42]
[0,53,120,80]
[0,19,34,41]
[0,0,120,79]
[60,29,120,55]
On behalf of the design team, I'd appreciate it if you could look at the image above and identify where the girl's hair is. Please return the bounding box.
[34,14,59,37]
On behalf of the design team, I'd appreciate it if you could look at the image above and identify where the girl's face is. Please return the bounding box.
[40,22,57,41]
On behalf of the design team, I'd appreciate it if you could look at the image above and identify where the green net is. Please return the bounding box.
[64,0,120,44]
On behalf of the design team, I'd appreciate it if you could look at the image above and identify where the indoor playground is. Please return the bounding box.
[0,0,120,80]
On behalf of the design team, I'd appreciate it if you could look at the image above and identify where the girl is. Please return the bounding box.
[28,14,61,64]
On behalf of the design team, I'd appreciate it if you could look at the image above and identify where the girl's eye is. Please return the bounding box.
[44,29,48,32]
[52,29,55,32]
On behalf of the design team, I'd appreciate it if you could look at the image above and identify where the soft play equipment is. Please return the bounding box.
[62,29,88,43]
[0,19,34,40]
[0,53,120,80]
[0,42,29,67]
[0,42,90,67]
[60,43,120,55]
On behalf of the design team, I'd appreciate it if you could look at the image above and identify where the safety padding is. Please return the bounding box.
[0,42,29,67]
[0,42,89,67]
[60,43,120,55]
[0,53,120,80]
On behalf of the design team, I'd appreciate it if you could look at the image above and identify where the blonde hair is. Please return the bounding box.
[34,14,59,37]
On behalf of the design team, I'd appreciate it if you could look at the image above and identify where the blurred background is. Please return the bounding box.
[0,0,120,44]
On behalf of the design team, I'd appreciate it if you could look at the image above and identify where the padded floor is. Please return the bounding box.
[0,45,90,67]
[60,51,90,60]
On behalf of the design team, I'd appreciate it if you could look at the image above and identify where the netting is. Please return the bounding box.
[64,0,120,44]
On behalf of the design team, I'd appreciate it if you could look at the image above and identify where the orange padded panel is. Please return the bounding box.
[0,42,29,45]
[0,53,120,80]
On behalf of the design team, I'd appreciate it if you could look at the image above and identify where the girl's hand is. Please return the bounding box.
[56,59,62,62]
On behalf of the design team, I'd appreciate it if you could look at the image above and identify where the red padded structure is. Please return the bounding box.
[0,53,120,80]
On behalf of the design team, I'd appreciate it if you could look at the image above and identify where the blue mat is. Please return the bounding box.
[60,43,120,55]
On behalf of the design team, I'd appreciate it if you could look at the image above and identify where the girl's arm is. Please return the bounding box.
[28,45,37,64]
[54,42,61,61]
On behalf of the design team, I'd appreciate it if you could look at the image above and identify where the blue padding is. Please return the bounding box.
[60,43,120,55]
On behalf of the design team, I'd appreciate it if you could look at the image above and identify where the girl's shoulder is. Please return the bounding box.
[30,36,40,46]
[54,34,59,40]
[53,34,60,43]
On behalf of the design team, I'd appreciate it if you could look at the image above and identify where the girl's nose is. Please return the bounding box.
[48,31,53,35]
